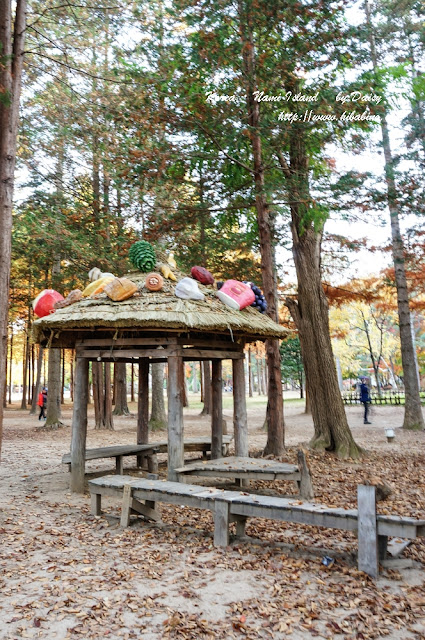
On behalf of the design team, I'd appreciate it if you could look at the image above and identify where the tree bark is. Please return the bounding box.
[248,347,253,397]
[113,362,130,415]
[20,335,28,410]
[44,348,64,429]
[30,346,44,415]
[200,361,212,415]
[237,0,284,455]
[0,0,27,455]
[103,362,114,430]
[365,0,424,430]
[93,361,105,429]
[149,362,167,431]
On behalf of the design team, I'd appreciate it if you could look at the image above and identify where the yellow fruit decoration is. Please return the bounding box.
[167,252,177,269]
[160,263,177,281]
[82,276,115,298]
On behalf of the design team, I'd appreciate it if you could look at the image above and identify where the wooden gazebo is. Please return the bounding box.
[33,266,287,493]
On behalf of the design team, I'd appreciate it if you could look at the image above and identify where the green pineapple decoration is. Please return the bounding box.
[129,241,156,272]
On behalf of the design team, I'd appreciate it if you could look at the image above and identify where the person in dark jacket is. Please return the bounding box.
[359,377,371,424]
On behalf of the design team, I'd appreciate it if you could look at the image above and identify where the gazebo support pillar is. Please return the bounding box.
[232,357,248,457]
[211,359,223,459]
[138,358,149,444]
[168,354,184,481]
[70,357,89,493]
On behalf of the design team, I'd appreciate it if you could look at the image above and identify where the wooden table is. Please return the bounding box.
[175,456,304,494]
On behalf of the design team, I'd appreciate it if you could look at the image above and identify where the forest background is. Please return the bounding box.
[0,0,424,455]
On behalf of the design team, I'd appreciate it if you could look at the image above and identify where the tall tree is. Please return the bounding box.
[364,0,424,430]
[0,0,26,455]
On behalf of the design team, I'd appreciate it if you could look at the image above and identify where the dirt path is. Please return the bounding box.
[1,400,424,639]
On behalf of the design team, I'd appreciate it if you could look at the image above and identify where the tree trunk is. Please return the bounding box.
[237,0,284,455]
[0,0,27,455]
[365,0,424,430]
[103,362,114,430]
[200,361,212,415]
[113,362,130,415]
[8,330,13,404]
[192,362,199,393]
[93,361,105,429]
[248,347,253,397]
[44,348,63,429]
[61,349,65,405]
[130,363,135,402]
[150,362,167,431]
[30,346,44,415]
[20,336,28,410]
[304,379,311,415]
[286,226,361,458]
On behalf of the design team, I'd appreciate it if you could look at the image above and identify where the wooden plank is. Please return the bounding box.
[138,359,149,444]
[211,360,223,460]
[70,357,89,493]
[120,484,133,527]
[77,348,181,360]
[91,492,101,516]
[129,498,161,522]
[167,355,184,481]
[232,358,248,457]
[115,456,124,475]
[181,349,244,360]
[214,499,230,547]
[63,444,159,464]
[357,485,379,578]
[77,337,178,347]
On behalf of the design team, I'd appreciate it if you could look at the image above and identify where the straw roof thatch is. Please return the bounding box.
[32,263,289,345]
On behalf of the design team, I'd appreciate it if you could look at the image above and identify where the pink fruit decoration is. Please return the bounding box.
[191,266,214,285]
[216,280,255,310]
[33,289,64,318]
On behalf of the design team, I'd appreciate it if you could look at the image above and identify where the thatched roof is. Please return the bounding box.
[32,265,289,345]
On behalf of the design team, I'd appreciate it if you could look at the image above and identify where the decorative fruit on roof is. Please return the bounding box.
[129,240,156,272]
[33,289,64,318]
[54,289,83,309]
[245,282,268,314]
[216,280,255,310]
[167,252,177,269]
[88,267,115,282]
[82,276,115,297]
[175,277,205,301]
[145,273,164,292]
[160,263,177,281]
[191,265,214,285]
[104,278,138,301]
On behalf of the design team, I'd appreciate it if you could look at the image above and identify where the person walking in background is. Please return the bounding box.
[359,377,371,424]
[37,387,47,420]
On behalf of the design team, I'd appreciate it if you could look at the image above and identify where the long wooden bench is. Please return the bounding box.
[62,445,159,475]
[88,475,425,578]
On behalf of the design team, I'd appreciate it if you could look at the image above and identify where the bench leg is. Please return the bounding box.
[236,478,249,488]
[91,492,102,516]
[136,454,144,469]
[147,454,158,474]
[116,456,124,475]
[378,535,388,561]
[357,485,379,578]
[234,515,247,538]
[120,485,133,527]
[202,450,208,460]
[214,500,230,547]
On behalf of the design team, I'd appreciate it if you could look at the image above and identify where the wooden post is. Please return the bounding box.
[211,359,223,459]
[168,355,184,481]
[138,359,149,444]
[232,357,248,457]
[70,357,89,493]
[357,485,379,578]
[214,499,230,547]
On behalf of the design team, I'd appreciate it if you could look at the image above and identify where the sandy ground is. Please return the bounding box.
[1,398,424,639]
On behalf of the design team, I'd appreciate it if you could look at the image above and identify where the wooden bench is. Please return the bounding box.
[174,455,306,494]
[154,436,233,459]
[88,476,425,578]
[62,445,159,476]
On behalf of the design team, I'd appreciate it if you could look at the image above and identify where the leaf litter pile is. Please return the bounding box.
[0,406,424,640]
